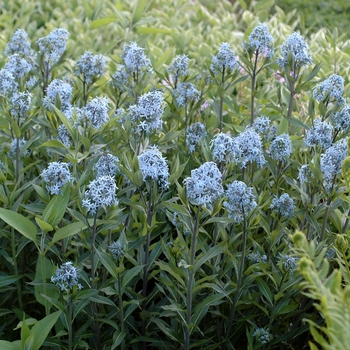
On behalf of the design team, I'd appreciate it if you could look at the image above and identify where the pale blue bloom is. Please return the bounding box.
[224,180,257,223]
[94,153,120,177]
[43,79,73,112]
[242,23,274,59]
[186,122,207,153]
[26,76,37,88]
[75,51,105,85]
[210,42,239,74]
[121,42,152,74]
[10,91,32,119]
[251,116,271,135]
[270,193,294,218]
[37,28,69,64]
[41,162,72,195]
[9,138,29,158]
[168,54,189,78]
[278,253,298,275]
[138,147,169,189]
[248,252,267,263]
[277,32,312,68]
[0,69,18,96]
[313,74,345,105]
[51,262,82,292]
[174,82,200,106]
[127,90,163,133]
[4,54,32,79]
[185,162,224,207]
[270,133,292,161]
[333,104,350,132]
[57,124,71,147]
[253,327,271,344]
[320,138,347,190]
[112,65,130,90]
[210,132,236,162]
[82,175,118,214]
[305,119,333,149]
[108,240,125,260]
[5,29,33,57]
[298,164,313,184]
[80,96,110,129]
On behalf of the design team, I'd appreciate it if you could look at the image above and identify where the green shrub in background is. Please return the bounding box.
[1,0,350,349]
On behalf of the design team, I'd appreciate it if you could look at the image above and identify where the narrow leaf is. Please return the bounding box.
[51,221,87,244]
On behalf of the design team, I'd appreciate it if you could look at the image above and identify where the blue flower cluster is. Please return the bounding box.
[121,42,152,74]
[57,124,71,147]
[320,138,348,190]
[278,253,298,275]
[4,54,32,79]
[313,74,345,105]
[5,29,33,57]
[298,164,313,184]
[43,79,73,112]
[168,54,189,78]
[174,82,200,106]
[224,180,257,223]
[51,262,82,293]
[10,91,32,120]
[75,51,105,85]
[304,119,333,149]
[251,116,271,135]
[94,153,120,177]
[277,32,312,68]
[0,69,18,96]
[210,42,239,74]
[270,193,295,218]
[242,23,274,59]
[333,104,350,132]
[253,327,271,345]
[82,175,118,214]
[41,162,72,195]
[270,133,292,161]
[37,28,69,65]
[247,252,267,263]
[210,132,236,162]
[127,90,164,133]
[108,240,126,260]
[79,96,110,129]
[186,122,207,153]
[138,147,170,190]
[112,65,130,91]
[185,161,224,207]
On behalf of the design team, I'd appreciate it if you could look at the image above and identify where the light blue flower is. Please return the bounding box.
[186,122,207,153]
[0,69,18,96]
[333,104,350,132]
[121,42,152,74]
[43,79,73,112]
[270,133,292,161]
[57,124,71,147]
[51,262,82,292]
[168,54,189,78]
[94,153,120,177]
[108,240,126,260]
[270,193,294,218]
[210,42,239,74]
[4,54,32,79]
[9,91,32,119]
[278,253,298,275]
[174,82,200,106]
[253,327,271,344]
[210,132,236,162]
[75,51,105,85]
[41,162,72,195]
[224,180,257,223]
[305,119,333,150]
[79,96,110,129]
[313,74,345,105]
[5,29,33,57]
[298,164,313,184]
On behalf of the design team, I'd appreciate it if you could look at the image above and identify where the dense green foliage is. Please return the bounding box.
[1,1,350,349]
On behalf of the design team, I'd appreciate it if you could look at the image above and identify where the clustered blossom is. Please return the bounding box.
[121,42,152,74]
[242,23,274,59]
[313,74,345,105]
[168,54,189,78]
[112,65,129,90]
[57,124,71,147]
[82,175,118,214]
[298,164,313,184]
[224,180,257,223]
[234,128,266,168]
[108,240,125,260]
[253,328,271,344]
[320,138,348,190]
[210,42,239,74]
[186,122,207,153]
[333,104,350,132]
[278,253,298,275]
[75,51,105,85]
[79,97,110,129]
[37,28,69,65]
[138,147,170,189]
[51,262,82,293]
[277,32,312,68]
[94,153,120,177]
[270,133,292,161]
[325,247,336,260]
[185,162,224,207]
[9,138,29,159]
[43,79,73,112]
[41,162,72,195]
[174,82,200,106]
[0,69,18,96]
[270,193,295,218]
[251,116,271,135]
[5,29,33,57]
[210,132,236,162]
[304,119,333,149]
[127,90,163,133]
[4,54,32,79]
[247,252,267,264]
[9,91,32,119]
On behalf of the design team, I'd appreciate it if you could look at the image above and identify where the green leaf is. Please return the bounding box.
[0,208,37,243]
[132,0,148,24]
[31,311,61,350]
[111,330,126,349]
[51,221,87,244]
[21,317,31,349]
[43,186,70,227]
[91,17,117,29]
[95,249,119,280]
[256,278,273,306]
[194,245,223,273]
[121,265,144,294]
[136,27,173,35]
[0,341,21,350]
[35,217,53,233]
[0,275,21,288]
[39,140,66,149]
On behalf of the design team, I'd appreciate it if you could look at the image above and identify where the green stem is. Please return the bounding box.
[184,207,200,350]
[11,227,23,310]
[68,296,73,350]
[90,212,98,286]
[250,51,259,126]
[118,272,125,350]
[219,66,225,132]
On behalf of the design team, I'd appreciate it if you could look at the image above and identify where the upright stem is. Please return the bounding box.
[320,175,337,241]
[118,272,125,350]
[184,207,200,350]
[68,296,73,350]
[15,137,20,184]
[250,51,259,126]
[226,211,248,340]
[219,67,226,132]
[11,227,23,310]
